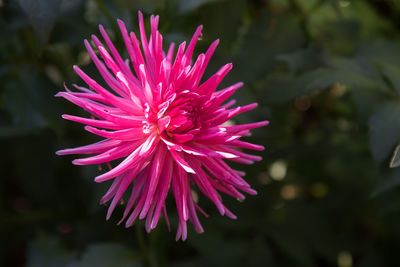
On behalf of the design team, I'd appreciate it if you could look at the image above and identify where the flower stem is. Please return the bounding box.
[135,222,159,267]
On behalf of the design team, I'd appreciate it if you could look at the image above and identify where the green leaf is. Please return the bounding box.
[178,0,223,14]
[390,144,400,168]
[188,234,275,267]
[235,10,306,81]
[2,84,47,132]
[378,61,400,96]
[17,0,62,44]
[371,169,400,197]
[355,41,400,67]
[328,57,383,88]
[70,243,141,267]
[267,224,313,266]
[276,46,327,73]
[26,234,75,267]
[1,66,64,134]
[369,102,400,162]
[350,86,388,121]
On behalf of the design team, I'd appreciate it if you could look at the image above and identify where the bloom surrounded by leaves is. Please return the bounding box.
[57,11,268,240]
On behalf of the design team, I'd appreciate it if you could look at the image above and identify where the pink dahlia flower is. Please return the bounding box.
[57,11,268,241]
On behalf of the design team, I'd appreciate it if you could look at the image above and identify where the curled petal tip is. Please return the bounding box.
[125,221,133,228]
[72,159,83,165]
[138,213,146,220]
[94,176,104,183]
[83,39,90,47]
[84,125,93,131]
[72,65,80,72]
[247,188,258,195]
[63,82,68,90]
[138,10,144,21]
[54,92,66,97]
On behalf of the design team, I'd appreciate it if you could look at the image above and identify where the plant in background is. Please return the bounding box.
[56,11,268,240]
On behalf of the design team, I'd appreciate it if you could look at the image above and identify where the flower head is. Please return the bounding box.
[56,11,268,240]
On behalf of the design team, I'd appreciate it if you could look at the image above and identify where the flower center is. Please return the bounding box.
[142,91,205,143]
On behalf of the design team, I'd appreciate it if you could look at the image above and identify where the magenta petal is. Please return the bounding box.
[150,156,173,229]
[170,150,196,174]
[56,13,267,241]
[56,139,122,155]
[139,144,167,219]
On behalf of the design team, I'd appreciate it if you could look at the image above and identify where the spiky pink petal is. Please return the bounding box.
[56,12,268,240]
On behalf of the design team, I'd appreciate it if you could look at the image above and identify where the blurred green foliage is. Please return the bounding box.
[3,0,400,266]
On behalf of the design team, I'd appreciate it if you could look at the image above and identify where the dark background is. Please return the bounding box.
[2,0,400,266]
